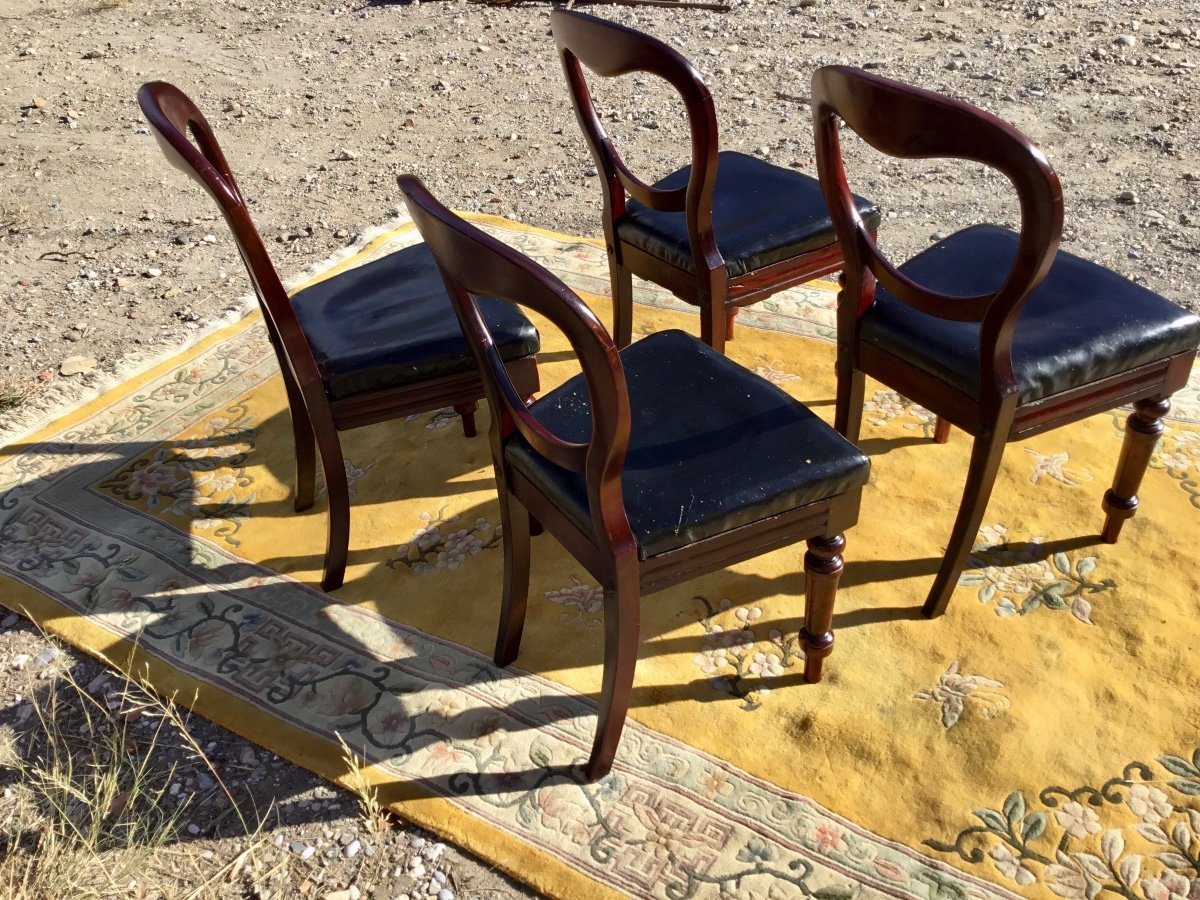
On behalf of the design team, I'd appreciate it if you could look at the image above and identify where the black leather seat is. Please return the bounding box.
[505,329,871,558]
[292,243,541,400]
[860,225,1200,403]
[618,151,882,279]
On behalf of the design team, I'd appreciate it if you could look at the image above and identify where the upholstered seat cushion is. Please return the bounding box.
[504,329,870,559]
[615,151,881,279]
[291,243,541,400]
[860,224,1200,405]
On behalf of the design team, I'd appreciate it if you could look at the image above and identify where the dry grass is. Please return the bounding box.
[336,732,392,837]
[0,647,276,898]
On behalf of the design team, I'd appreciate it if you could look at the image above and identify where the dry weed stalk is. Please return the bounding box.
[0,641,276,898]
[335,732,391,836]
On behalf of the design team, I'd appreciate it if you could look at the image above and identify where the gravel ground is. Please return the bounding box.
[1,0,1198,895]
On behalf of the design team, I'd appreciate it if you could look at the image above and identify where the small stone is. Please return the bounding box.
[59,356,97,376]
[1116,190,1138,205]
[300,845,316,861]
[161,286,182,299]
[289,841,307,854]
[436,891,454,900]
[344,839,361,858]
[33,647,58,668]
[11,653,31,670]
[31,97,47,108]
[348,887,361,900]
[187,823,201,835]
[82,48,105,59]
[335,148,358,161]
[1114,34,1137,48]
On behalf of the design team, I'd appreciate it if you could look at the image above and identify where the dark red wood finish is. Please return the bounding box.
[812,65,1196,617]
[137,82,539,592]
[551,9,870,353]
[399,174,863,781]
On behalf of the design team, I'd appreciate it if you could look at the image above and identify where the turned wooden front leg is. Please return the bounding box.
[1101,397,1170,543]
[801,534,845,683]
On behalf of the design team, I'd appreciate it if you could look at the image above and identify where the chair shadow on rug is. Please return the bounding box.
[137,81,541,592]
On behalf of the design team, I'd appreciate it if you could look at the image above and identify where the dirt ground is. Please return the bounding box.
[1,0,1198,895]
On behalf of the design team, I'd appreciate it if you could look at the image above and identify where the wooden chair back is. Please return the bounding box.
[137,81,323,393]
[811,65,1064,394]
[398,174,635,547]
[550,9,719,243]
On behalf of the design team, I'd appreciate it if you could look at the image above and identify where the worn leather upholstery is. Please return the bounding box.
[504,329,870,559]
[860,224,1200,404]
[616,151,882,279]
[291,243,541,400]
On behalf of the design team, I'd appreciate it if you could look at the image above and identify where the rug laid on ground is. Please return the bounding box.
[2,212,1198,900]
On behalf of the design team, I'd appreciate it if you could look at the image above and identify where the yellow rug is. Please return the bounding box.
[2,214,1198,900]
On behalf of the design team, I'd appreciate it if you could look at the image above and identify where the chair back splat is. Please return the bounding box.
[139,82,540,592]
[400,173,869,781]
[811,65,1200,617]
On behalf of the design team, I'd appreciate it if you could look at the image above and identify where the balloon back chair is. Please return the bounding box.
[550,8,881,353]
[138,82,540,591]
[398,173,870,781]
[811,65,1200,617]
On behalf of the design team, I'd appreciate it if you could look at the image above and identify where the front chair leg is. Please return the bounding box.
[586,570,640,782]
[924,430,1008,618]
[934,416,952,444]
[725,306,739,342]
[453,401,479,438]
[609,254,634,349]
[1102,396,1170,543]
[494,492,531,667]
[835,366,866,443]
[700,301,729,355]
[318,437,351,592]
[801,533,845,683]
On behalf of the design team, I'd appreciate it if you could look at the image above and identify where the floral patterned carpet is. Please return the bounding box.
[2,214,1198,900]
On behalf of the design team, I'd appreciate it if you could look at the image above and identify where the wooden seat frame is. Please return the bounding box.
[551,9,872,353]
[399,173,863,781]
[138,82,539,591]
[811,65,1196,617]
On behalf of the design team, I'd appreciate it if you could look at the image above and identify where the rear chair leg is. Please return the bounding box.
[801,534,845,683]
[453,401,479,438]
[1102,397,1170,543]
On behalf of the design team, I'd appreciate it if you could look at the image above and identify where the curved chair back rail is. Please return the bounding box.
[137,82,324,400]
[810,64,1200,618]
[551,8,718,234]
[812,65,1063,398]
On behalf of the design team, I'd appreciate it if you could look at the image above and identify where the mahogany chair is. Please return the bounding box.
[550,9,881,354]
[399,173,870,780]
[138,82,540,591]
[811,65,1200,618]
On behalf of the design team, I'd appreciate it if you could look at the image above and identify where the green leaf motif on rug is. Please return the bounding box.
[386,509,502,573]
[925,749,1200,898]
[691,596,805,711]
[958,524,1114,623]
